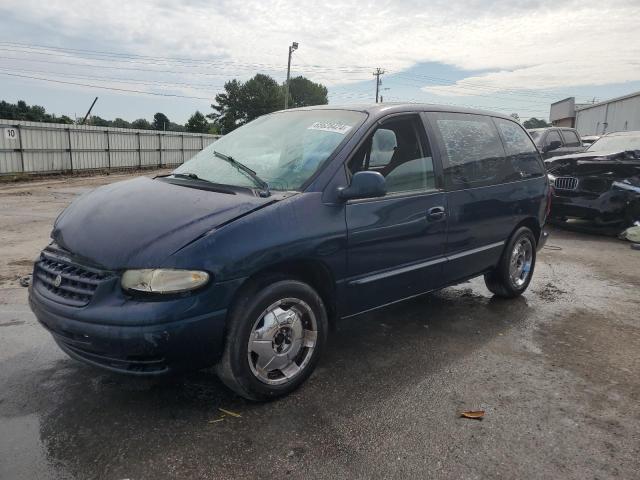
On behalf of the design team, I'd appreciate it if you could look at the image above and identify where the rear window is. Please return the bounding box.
[561,129,581,147]
[428,112,517,188]
[494,118,544,178]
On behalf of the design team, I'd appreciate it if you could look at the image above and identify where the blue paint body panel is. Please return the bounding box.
[29,104,549,375]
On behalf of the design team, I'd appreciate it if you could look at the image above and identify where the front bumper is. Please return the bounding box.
[550,189,638,224]
[29,275,245,375]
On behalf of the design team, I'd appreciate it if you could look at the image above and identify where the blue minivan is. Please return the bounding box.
[29,104,549,400]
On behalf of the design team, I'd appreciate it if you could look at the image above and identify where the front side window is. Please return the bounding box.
[348,116,435,194]
[545,130,563,150]
[561,129,581,147]
[494,118,544,178]
[428,112,515,188]
[174,110,366,191]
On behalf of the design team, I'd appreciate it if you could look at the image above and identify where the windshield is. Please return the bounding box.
[173,110,366,191]
[586,134,640,153]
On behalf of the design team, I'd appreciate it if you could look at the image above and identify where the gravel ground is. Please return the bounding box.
[1,171,639,479]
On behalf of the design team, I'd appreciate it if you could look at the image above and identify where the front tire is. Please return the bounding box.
[484,227,537,298]
[216,278,328,401]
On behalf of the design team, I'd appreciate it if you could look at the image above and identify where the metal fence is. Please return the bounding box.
[0,119,220,175]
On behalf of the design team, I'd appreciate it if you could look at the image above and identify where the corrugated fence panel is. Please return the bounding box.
[109,132,138,150]
[203,137,217,148]
[163,151,183,165]
[0,151,22,173]
[71,130,108,170]
[0,119,220,174]
[139,134,160,151]
[162,135,182,150]
[0,124,23,173]
[140,150,160,167]
[183,136,203,150]
[110,151,139,168]
[184,149,202,161]
[24,151,70,172]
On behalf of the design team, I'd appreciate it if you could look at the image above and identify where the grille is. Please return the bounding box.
[34,252,112,307]
[554,176,578,190]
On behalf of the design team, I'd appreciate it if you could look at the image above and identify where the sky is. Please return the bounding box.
[1,0,640,124]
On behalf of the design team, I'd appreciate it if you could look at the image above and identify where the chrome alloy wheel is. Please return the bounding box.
[247,298,318,385]
[509,237,533,287]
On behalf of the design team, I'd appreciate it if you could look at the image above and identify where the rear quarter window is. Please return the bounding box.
[493,118,544,178]
[427,112,516,189]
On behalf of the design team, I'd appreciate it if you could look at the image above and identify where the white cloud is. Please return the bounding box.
[2,0,640,95]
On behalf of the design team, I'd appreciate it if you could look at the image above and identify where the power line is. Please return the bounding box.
[0,71,212,100]
[0,66,225,90]
[0,44,373,75]
[0,41,584,106]
[0,55,256,79]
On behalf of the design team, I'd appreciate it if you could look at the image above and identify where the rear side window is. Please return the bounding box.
[561,129,581,147]
[428,112,515,188]
[493,118,544,178]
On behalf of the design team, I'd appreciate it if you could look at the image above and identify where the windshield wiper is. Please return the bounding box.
[155,172,209,182]
[213,150,270,197]
[172,172,204,181]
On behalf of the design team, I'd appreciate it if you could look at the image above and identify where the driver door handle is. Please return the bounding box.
[427,206,446,222]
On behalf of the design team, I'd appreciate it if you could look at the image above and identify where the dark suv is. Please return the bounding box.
[528,127,585,159]
[29,104,550,400]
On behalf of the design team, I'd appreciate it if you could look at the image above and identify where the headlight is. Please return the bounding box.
[121,269,210,294]
[547,173,556,186]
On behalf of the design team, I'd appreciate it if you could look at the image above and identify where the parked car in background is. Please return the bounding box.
[528,127,585,159]
[545,130,640,229]
[29,104,550,401]
[580,135,600,148]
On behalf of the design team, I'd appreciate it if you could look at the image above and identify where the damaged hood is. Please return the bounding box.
[545,150,640,176]
[52,177,278,268]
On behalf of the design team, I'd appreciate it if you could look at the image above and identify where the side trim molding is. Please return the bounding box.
[347,240,505,286]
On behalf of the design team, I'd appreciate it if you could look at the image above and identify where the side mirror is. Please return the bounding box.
[338,171,387,200]
[546,140,562,152]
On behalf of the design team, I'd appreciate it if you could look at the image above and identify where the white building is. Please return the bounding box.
[549,91,640,136]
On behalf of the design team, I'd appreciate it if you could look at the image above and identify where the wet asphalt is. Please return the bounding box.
[1,173,639,479]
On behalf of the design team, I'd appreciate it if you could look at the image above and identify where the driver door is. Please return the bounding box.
[343,114,447,316]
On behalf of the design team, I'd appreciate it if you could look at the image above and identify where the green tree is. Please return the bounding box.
[90,116,111,127]
[209,74,284,134]
[112,118,131,129]
[168,122,185,132]
[286,76,328,108]
[523,117,550,129]
[185,111,210,133]
[56,115,74,124]
[0,99,75,123]
[153,112,171,131]
[131,118,152,130]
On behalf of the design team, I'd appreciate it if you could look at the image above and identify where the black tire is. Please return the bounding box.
[484,227,537,298]
[216,277,328,401]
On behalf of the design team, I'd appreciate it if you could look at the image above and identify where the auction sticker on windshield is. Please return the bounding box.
[307,122,353,135]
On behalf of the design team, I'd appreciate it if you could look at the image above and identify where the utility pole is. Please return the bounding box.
[81,96,99,125]
[373,68,385,103]
[284,42,299,109]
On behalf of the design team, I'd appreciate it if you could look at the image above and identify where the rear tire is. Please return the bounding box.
[216,277,328,401]
[484,227,537,298]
